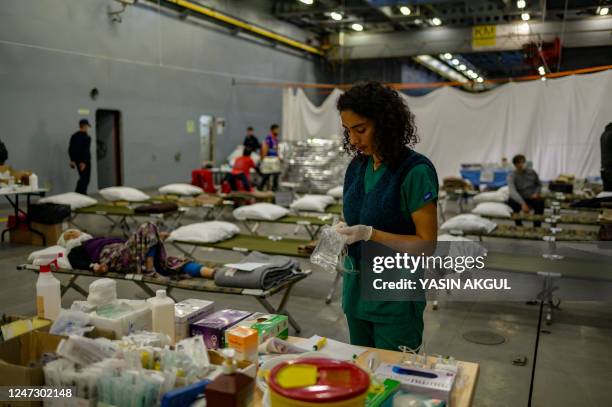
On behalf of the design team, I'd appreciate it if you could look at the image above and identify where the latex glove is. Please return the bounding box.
[335,223,373,245]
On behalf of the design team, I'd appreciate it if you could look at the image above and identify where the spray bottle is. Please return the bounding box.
[36,263,62,320]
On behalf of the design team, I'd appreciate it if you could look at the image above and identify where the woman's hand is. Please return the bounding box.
[335,222,373,245]
[92,263,108,274]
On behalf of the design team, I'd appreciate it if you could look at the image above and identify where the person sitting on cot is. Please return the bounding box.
[58,222,215,278]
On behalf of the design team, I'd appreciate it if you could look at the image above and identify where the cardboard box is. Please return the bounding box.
[9,222,68,247]
[226,326,258,363]
[174,299,215,341]
[0,331,64,407]
[0,316,51,342]
[233,312,289,344]
[190,309,251,349]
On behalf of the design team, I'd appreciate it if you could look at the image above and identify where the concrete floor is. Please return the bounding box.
[1,202,611,406]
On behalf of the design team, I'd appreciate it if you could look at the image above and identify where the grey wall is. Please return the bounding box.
[0,0,325,193]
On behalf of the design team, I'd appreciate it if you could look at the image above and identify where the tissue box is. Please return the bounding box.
[175,299,215,341]
[234,312,288,344]
[190,309,251,349]
[89,300,152,338]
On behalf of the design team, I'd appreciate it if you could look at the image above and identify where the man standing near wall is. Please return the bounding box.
[243,126,260,152]
[69,119,92,195]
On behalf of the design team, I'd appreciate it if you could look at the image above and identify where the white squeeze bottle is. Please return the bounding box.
[147,289,175,342]
[29,173,38,190]
[36,265,61,320]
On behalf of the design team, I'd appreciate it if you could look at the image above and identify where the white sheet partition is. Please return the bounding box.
[282,70,612,181]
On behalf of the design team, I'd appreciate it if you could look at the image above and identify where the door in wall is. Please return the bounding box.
[95,110,123,188]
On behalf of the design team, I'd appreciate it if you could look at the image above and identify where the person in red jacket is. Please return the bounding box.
[226,147,259,191]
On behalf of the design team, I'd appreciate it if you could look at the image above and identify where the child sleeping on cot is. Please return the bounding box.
[59,222,215,278]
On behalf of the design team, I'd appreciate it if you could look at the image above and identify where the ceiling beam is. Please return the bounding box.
[329,18,612,59]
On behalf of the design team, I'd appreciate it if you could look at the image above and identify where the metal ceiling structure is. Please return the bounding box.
[273,0,612,86]
[273,0,611,33]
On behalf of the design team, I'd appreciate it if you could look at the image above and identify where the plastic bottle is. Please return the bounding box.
[147,289,175,343]
[36,265,61,320]
[29,173,38,190]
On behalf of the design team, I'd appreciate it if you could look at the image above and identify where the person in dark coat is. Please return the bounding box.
[69,119,92,194]
[0,139,7,165]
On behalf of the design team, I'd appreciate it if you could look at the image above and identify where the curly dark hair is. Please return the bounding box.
[337,82,419,168]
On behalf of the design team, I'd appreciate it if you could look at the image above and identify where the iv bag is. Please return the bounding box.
[310,225,347,272]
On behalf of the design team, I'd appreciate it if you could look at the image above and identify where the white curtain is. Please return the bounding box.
[282,69,612,181]
[282,87,344,142]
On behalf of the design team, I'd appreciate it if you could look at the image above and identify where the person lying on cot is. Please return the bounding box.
[58,222,215,278]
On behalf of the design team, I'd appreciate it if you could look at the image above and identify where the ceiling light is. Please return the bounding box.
[443,53,453,60]
[458,64,467,71]
[400,6,411,16]
[521,12,530,21]
[466,69,474,76]
[538,66,545,75]
[413,18,422,24]
[330,11,343,21]
[451,58,460,65]
[476,77,484,83]
[351,23,364,31]
[299,0,314,5]
[516,0,526,8]
[431,17,442,26]
[597,7,609,15]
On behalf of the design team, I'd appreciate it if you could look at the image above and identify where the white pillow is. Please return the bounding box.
[472,202,514,218]
[99,187,150,202]
[158,183,203,196]
[233,203,289,221]
[326,186,343,199]
[167,221,240,243]
[290,195,335,212]
[40,192,97,210]
[28,246,72,269]
[597,191,612,199]
[473,190,507,203]
[440,214,497,234]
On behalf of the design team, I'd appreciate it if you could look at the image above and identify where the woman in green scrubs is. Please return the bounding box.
[335,82,438,351]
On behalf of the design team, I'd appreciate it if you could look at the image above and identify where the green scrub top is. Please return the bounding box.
[342,156,438,323]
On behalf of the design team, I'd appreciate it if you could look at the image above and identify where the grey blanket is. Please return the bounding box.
[214,251,300,290]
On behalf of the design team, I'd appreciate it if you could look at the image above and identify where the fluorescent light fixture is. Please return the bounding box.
[538,66,545,75]
[597,7,609,15]
[521,12,530,21]
[351,23,364,31]
[400,6,411,16]
[299,0,314,5]
[458,64,467,71]
[415,55,469,84]
[476,77,484,83]
[431,17,442,26]
[443,53,453,60]
[330,11,343,21]
[451,58,460,65]
[516,0,526,8]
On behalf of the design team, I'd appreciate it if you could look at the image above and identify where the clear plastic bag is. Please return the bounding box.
[310,225,347,272]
